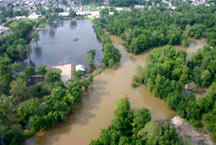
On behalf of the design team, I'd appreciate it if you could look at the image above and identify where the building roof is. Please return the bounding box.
[59,12,69,17]
[75,64,85,72]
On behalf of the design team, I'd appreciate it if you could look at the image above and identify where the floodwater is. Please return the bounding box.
[29,19,103,66]
[174,38,207,59]
[24,35,176,145]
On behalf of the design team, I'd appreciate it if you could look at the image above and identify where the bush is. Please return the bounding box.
[131,82,137,88]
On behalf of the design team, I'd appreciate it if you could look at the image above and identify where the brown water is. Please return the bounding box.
[174,38,207,59]
[24,35,176,145]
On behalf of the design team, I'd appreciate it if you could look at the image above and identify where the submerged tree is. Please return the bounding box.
[83,49,96,71]
[31,32,40,48]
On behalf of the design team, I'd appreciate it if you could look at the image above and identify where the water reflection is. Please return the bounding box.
[70,20,77,29]
[34,46,42,58]
[29,19,103,66]
[42,28,47,34]
[25,58,36,67]
[49,28,55,38]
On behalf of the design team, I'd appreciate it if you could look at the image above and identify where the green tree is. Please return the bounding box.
[137,122,162,139]
[45,69,61,84]
[37,65,47,75]
[72,70,84,81]
[0,95,15,125]
[24,66,35,78]
[10,78,29,103]
[132,109,151,134]
[83,49,96,71]
[201,70,211,87]
[17,98,41,122]
[30,82,49,98]
[69,9,76,18]
[0,124,24,145]
[31,32,40,47]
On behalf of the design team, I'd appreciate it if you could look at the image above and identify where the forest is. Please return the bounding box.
[97,5,216,54]
[90,98,179,145]
[96,3,216,142]
[132,45,216,141]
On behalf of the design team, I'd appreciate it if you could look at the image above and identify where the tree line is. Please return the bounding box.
[93,19,121,68]
[0,20,35,96]
[97,5,216,54]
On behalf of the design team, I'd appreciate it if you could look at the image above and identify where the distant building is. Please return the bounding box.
[88,11,100,19]
[15,16,26,20]
[59,12,70,17]
[109,12,114,15]
[115,7,124,12]
[134,5,145,10]
[28,13,41,20]
[76,11,88,16]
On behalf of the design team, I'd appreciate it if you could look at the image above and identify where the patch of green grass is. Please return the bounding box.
[90,8,103,12]
[8,20,34,30]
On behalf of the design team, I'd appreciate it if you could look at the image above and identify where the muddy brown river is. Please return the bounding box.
[25,36,206,145]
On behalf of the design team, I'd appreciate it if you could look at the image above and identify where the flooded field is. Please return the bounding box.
[24,35,176,145]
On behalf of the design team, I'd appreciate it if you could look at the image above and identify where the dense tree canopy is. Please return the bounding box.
[96,5,216,54]
[132,45,216,141]
[188,46,216,87]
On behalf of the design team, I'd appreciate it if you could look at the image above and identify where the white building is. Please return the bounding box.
[15,16,26,20]
[28,13,41,20]
[109,12,114,15]
[76,11,88,16]
[88,11,100,19]
[134,5,145,9]
[59,12,70,17]
[75,64,85,72]
[115,7,124,12]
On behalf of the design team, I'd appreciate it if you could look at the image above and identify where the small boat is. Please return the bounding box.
[73,38,79,41]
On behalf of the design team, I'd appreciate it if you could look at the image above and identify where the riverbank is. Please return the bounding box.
[171,116,213,145]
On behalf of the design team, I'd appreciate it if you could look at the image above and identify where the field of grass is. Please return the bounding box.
[7,19,38,30]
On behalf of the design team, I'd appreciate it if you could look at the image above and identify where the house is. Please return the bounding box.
[76,11,88,16]
[75,64,85,72]
[59,12,70,17]
[88,11,100,19]
[28,13,41,20]
[115,7,124,12]
[15,16,26,20]
[109,12,114,15]
[134,5,144,10]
